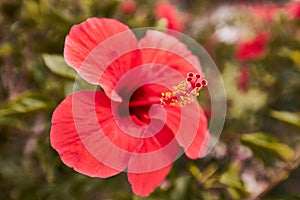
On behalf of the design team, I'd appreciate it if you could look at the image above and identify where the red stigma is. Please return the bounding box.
[160,72,208,107]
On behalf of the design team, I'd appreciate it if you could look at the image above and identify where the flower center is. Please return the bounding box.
[123,72,207,126]
[160,72,207,107]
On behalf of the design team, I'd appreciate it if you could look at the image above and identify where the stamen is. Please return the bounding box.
[160,72,207,107]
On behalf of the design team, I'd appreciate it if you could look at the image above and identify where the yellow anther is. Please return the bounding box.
[160,74,207,107]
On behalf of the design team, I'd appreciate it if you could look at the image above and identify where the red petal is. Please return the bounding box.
[235,32,269,61]
[286,2,300,19]
[127,164,172,196]
[125,121,179,196]
[125,116,179,196]
[50,91,140,176]
[121,0,136,14]
[184,106,210,159]
[50,92,119,177]
[64,18,130,70]
[155,2,184,32]
[108,57,209,159]
[127,122,179,173]
[165,103,210,159]
[64,18,140,100]
[139,30,203,76]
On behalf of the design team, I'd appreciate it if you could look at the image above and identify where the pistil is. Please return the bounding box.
[160,72,207,107]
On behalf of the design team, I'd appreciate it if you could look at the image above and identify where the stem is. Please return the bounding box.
[252,145,300,199]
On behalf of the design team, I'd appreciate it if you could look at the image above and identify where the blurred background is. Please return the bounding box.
[1,0,300,199]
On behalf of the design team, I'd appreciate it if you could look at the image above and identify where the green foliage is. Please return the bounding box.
[270,110,300,128]
[170,175,192,200]
[220,162,250,200]
[0,92,53,117]
[241,132,294,163]
[42,54,77,80]
[222,63,267,119]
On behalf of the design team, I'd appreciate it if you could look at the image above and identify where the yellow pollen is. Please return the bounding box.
[160,73,207,107]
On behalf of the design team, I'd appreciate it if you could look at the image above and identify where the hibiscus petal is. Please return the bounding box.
[155,2,184,32]
[50,91,142,177]
[184,105,210,159]
[165,103,210,159]
[50,92,119,177]
[108,58,209,159]
[235,31,269,61]
[127,164,172,196]
[126,121,178,196]
[139,30,203,76]
[127,121,179,173]
[64,18,140,100]
[64,18,130,70]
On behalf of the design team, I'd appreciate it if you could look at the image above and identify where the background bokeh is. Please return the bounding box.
[1,0,300,199]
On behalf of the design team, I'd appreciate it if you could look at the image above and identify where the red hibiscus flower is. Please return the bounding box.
[243,3,280,22]
[155,2,184,32]
[285,1,300,19]
[121,0,136,14]
[235,32,270,61]
[50,18,210,196]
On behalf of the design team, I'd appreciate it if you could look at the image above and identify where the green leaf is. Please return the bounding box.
[155,18,168,32]
[0,116,23,128]
[269,110,300,128]
[241,132,294,162]
[23,0,41,23]
[0,92,53,117]
[171,175,192,200]
[279,48,300,71]
[0,42,13,56]
[42,54,77,80]
[222,63,267,119]
[189,163,218,185]
[220,162,249,199]
[220,162,244,190]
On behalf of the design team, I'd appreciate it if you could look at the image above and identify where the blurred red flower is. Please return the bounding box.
[237,67,250,92]
[244,3,280,22]
[285,1,300,19]
[155,2,184,32]
[235,32,270,61]
[121,0,136,14]
[50,18,209,196]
